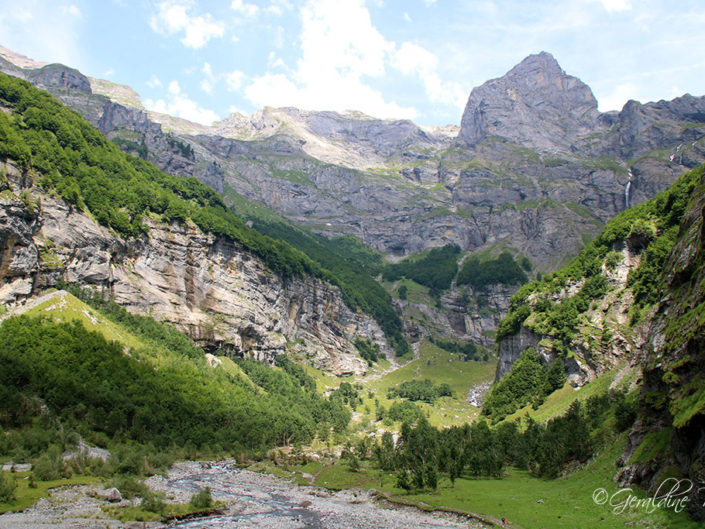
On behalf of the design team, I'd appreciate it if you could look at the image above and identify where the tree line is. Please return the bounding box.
[345,390,636,491]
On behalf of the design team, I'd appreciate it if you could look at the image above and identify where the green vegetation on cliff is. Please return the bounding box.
[237,212,409,356]
[482,349,566,421]
[496,163,703,347]
[0,72,408,353]
[0,73,322,280]
[382,244,461,291]
[456,250,528,290]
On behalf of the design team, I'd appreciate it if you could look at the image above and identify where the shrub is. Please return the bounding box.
[190,487,213,509]
[141,490,165,513]
[457,251,528,290]
[107,475,149,499]
[32,445,64,481]
[0,472,17,503]
[382,244,461,291]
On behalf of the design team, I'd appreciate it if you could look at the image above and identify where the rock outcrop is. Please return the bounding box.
[0,162,386,376]
[2,46,705,348]
[459,51,601,151]
[616,168,705,520]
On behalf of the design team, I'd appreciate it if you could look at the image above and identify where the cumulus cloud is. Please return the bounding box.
[226,69,246,91]
[243,0,416,119]
[146,75,163,88]
[595,82,637,112]
[60,4,82,18]
[266,0,293,16]
[231,0,259,17]
[144,80,220,125]
[391,41,466,108]
[150,0,224,49]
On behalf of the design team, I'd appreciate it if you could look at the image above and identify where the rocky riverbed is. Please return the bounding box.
[0,461,494,529]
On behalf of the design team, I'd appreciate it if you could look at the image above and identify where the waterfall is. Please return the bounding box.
[624,170,633,209]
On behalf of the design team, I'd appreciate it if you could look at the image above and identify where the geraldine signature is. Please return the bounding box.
[592,478,705,514]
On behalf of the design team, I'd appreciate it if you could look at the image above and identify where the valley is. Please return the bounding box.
[1,40,705,529]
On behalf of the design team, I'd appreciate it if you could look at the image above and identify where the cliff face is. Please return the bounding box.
[460,52,602,151]
[4,51,704,265]
[495,237,645,385]
[0,162,385,376]
[3,47,705,349]
[616,169,705,520]
[491,161,705,518]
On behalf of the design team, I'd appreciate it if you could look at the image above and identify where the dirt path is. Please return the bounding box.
[363,340,420,382]
[0,289,68,324]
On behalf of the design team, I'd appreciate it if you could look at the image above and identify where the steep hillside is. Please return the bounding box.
[0,73,392,375]
[3,49,703,264]
[493,163,705,518]
[618,166,705,520]
[2,46,704,348]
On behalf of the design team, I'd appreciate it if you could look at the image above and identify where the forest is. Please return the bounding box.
[0,72,411,355]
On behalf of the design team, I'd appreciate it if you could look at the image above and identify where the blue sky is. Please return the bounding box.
[1,0,704,126]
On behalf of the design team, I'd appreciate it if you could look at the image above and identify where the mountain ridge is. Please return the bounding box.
[2,44,704,349]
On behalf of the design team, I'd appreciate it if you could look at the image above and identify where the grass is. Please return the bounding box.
[23,291,147,352]
[102,500,225,523]
[359,340,497,428]
[0,472,100,514]
[310,438,700,529]
[500,365,637,425]
[300,363,342,393]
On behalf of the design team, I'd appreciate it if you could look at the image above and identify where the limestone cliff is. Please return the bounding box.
[495,236,645,385]
[2,46,705,350]
[0,162,386,376]
[459,51,601,151]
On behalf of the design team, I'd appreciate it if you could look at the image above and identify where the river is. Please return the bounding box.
[0,460,492,529]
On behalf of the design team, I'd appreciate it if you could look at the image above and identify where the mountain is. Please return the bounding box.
[0,73,388,376]
[2,45,704,349]
[492,162,705,518]
[460,51,602,151]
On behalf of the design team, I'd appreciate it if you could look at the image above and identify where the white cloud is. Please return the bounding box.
[150,1,225,49]
[231,0,259,17]
[0,1,85,68]
[104,68,115,77]
[265,0,293,16]
[403,12,411,22]
[168,80,181,95]
[226,70,246,91]
[243,0,416,119]
[423,0,437,6]
[147,75,162,88]
[391,42,466,108]
[200,79,213,93]
[145,80,220,125]
[267,51,286,69]
[595,0,632,12]
[596,82,637,112]
[60,4,82,18]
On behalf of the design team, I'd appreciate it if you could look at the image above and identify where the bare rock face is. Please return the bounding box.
[3,47,705,350]
[459,52,601,151]
[0,166,383,376]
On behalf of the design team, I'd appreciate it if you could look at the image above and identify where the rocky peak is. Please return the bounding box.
[28,63,92,94]
[459,51,601,151]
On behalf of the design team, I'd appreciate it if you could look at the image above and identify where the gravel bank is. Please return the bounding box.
[0,460,494,529]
